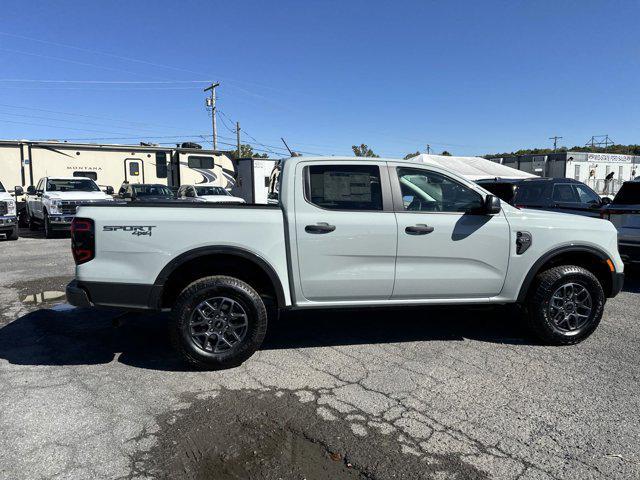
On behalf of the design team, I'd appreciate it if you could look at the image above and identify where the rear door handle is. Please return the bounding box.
[305,222,336,234]
[405,224,434,235]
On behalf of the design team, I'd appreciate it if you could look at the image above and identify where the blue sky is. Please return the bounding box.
[0,0,638,157]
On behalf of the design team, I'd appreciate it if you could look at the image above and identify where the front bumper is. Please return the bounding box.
[65,280,92,308]
[0,216,18,229]
[49,214,75,229]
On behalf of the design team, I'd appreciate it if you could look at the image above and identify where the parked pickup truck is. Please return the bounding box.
[26,177,114,238]
[66,157,624,369]
[601,180,640,264]
[0,181,22,240]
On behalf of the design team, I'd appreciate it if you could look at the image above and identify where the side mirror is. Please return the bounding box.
[26,186,36,195]
[600,197,612,206]
[105,186,114,195]
[14,186,24,196]
[484,194,501,215]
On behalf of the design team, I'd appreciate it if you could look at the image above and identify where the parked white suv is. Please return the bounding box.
[26,177,114,238]
[67,157,624,369]
[0,181,21,241]
[177,184,245,203]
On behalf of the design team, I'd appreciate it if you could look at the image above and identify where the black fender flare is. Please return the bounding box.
[517,245,614,302]
[151,245,286,309]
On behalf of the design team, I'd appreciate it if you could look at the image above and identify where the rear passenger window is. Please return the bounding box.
[553,184,578,203]
[306,165,382,211]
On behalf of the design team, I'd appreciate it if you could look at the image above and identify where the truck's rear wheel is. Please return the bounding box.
[525,265,604,345]
[170,276,268,370]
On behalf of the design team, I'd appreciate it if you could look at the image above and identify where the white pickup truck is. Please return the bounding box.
[66,157,624,369]
[0,181,21,241]
[25,177,114,238]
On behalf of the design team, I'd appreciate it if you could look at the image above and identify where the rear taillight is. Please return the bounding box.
[71,217,95,265]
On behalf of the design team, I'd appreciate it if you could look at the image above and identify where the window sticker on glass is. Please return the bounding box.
[323,172,372,202]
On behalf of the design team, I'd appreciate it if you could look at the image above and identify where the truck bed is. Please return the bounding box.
[75,203,289,299]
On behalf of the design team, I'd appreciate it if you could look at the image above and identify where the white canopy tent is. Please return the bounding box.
[407,154,536,181]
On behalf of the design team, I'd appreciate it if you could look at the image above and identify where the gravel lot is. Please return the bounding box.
[0,231,639,479]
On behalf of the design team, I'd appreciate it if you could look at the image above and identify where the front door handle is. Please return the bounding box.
[405,224,434,235]
[305,222,336,234]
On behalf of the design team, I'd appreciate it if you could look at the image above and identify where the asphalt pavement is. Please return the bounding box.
[0,230,639,479]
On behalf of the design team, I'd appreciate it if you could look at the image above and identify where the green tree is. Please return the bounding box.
[352,144,379,157]
[233,144,269,159]
[441,150,452,156]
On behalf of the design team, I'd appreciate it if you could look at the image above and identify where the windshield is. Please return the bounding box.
[195,186,229,196]
[0,181,5,193]
[612,182,640,205]
[47,179,99,192]
[132,185,174,197]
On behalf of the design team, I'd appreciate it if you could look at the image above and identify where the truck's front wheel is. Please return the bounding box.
[170,276,268,370]
[525,265,605,345]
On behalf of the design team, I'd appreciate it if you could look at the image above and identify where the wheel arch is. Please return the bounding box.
[153,246,286,310]
[517,245,616,302]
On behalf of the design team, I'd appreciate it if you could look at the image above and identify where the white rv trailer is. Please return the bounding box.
[0,140,238,216]
[172,147,237,189]
[231,157,280,203]
[0,140,237,191]
[0,141,24,193]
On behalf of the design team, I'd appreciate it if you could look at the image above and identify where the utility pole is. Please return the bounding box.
[236,122,241,158]
[549,136,563,152]
[426,144,431,154]
[204,82,220,150]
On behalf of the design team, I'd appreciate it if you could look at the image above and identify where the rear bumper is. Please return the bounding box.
[66,280,92,307]
[66,279,160,310]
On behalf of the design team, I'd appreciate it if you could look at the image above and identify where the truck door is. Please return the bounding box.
[124,159,143,184]
[390,165,510,299]
[294,161,397,302]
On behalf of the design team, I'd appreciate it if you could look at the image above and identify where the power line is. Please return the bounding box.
[0,79,211,84]
[0,102,191,130]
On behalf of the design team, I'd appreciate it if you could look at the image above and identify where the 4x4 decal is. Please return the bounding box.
[103,225,156,237]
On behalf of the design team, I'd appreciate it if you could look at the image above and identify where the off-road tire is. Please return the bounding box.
[525,265,604,345]
[170,276,268,370]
